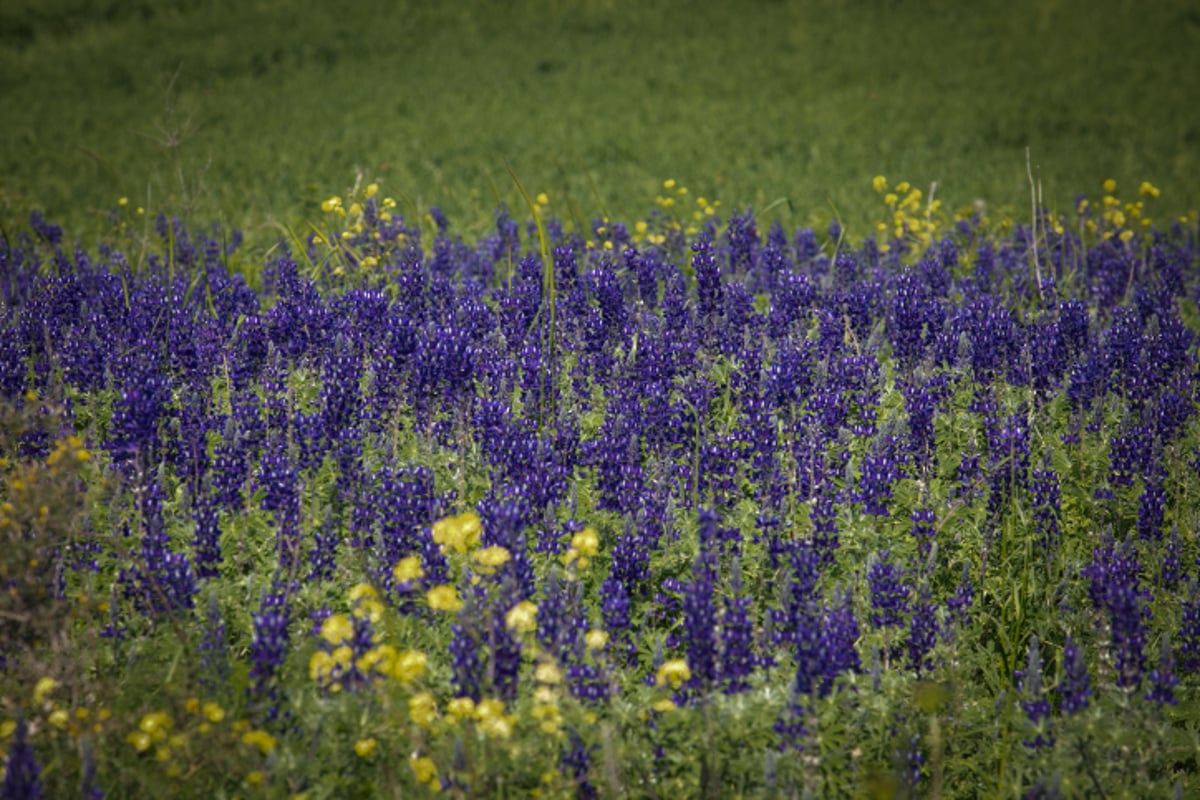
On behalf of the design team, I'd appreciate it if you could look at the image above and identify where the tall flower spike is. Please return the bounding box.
[1,715,43,800]
[1018,634,1053,748]
[1058,636,1091,716]
[1145,635,1179,707]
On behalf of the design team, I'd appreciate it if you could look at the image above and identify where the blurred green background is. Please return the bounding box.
[2,0,1197,251]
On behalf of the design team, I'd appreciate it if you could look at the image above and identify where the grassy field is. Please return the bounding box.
[2,0,1198,250]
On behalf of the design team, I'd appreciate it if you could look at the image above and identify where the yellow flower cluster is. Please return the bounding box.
[872,176,943,253]
[410,753,439,785]
[472,545,511,576]
[562,526,600,569]
[392,555,424,583]
[1078,178,1161,243]
[0,435,91,533]
[531,659,563,734]
[431,511,483,554]
[656,658,691,690]
[505,599,539,633]
[308,583,427,691]
[644,178,720,243]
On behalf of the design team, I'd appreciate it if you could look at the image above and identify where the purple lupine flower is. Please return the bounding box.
[1018,634,1054,747]
[537,570,587,660]
[887,269,942,371]
[489,597,522,702]
[1108,425,1154,488]
[809,490,840,567]
[681,550,718,696]
[80,736,102,800]
[1030,463,1061,550]
[899,732,923,791]
[908,586,938,676]
[1160,528,1183,590]
[857,436,904,517]
[600,575,635,665]
[449,619,485,703]
[692,231,722,335]
[198,593,231,699]
[1,715,42,800]
[248,587,291,723]
[191,488,221,579]
[986,414,1030,521]
[771,543,822,647]
[560,727,598,800]
[719,559,756,694]
[909,507,936,564]
[821,587,862,692]
[1145,635,1179,707]
[1058,635,1090,715]
[1180,579,1200,673]
[901,374,948,474]
[773,693,808,753]
[567,659,611,705]
[307,509,338,584]
[1084,538,1149,689]
[868,550,910,629]
[1136,467,1167,541]
[108,361,172,463]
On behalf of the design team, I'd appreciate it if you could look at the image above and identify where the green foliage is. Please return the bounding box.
[3,0,1200,253]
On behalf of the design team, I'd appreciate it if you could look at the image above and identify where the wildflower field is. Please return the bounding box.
[2,171,1200,799]
[4,0,1200,797]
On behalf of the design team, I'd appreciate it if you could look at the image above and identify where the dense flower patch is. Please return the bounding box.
[2,179,1200,797]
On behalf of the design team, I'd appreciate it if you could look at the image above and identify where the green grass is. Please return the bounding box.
[2,0,1198,251]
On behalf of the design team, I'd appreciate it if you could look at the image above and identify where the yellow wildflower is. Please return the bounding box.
[203,703,225,723]
[321,613,354,645]
[393,556,423,583]
[410,754,438,784]
[358,644,395,674]
[309,650,335,682]
[1103,178,1117,193]
[393,649,427,684]
[585,629,609,651]
[476,698,513,739]
[241,729,276,755]
[473,545,511,575]
[1138,181,1160,198]
[426,584,463,612]
[446,697,476,720]
[656,659,691,690]
[33,677,57,705]
[536,192,550,206]
[535,661,563,685]
[872,175,887,193]
[139,711,172,739]
[505,600,539,633]
[353,596,385,623]
[652,698,677,713]
[409,692,437,727]
[354,737,378,758]
[432,511,482,554]
[126,730,152,752]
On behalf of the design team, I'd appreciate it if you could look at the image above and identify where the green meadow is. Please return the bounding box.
[2,0,1198,247]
